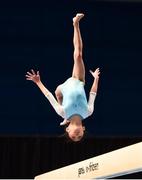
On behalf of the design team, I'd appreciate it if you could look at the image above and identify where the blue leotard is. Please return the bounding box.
[60,77,89,120]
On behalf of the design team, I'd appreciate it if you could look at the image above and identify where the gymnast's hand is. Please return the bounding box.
[90,68,100,79]
[26,69,41,84]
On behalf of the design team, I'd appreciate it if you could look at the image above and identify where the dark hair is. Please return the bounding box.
[59,123,87,144]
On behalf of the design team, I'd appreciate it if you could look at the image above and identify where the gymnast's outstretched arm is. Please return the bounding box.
[25,69,65,118]
[87,68,100,116]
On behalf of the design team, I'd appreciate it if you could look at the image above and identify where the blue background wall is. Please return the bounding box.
[0,0,142,135]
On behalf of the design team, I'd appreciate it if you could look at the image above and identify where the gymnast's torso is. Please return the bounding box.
[60,77,89,120]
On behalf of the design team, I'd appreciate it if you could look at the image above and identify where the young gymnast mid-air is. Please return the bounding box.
[26,13,100,142]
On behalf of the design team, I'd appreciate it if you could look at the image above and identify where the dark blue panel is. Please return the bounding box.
[0,0,142,135]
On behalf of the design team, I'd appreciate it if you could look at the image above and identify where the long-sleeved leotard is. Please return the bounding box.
[44,77,96,121]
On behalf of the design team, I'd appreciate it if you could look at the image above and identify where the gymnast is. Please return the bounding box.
[26,13,100,142]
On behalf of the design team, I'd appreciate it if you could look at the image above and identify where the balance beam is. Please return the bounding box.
[35,142,142,179]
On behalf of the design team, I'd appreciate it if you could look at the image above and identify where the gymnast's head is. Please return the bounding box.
[65,115,85,142]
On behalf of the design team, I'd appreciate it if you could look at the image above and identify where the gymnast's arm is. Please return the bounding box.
[25,69,65,118]
[87,68,100,116]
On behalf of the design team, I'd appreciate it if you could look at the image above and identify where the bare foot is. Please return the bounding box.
[60,119,70,126]
[73,13,84,25]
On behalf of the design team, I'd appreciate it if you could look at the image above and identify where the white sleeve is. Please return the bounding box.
[45,91,65,118]
[87,92,97,117]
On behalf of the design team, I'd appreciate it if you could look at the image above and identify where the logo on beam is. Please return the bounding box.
[78,162,99,177]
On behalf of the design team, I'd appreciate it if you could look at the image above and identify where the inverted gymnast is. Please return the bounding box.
[26,13,100,142]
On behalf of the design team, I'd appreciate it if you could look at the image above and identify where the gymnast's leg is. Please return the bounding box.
[72,13,85,83]
[55,85,62,105]
[55,13,85,105]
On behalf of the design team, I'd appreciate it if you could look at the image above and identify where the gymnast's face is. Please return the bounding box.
[66,124,85,142]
